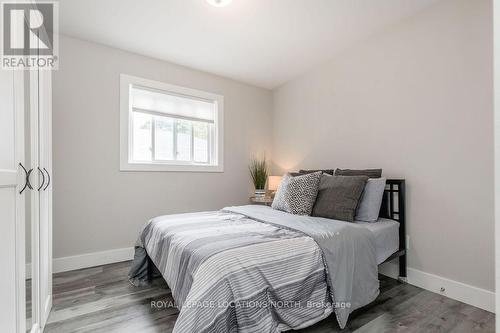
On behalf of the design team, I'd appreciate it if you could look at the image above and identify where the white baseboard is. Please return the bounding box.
[53,247,135,273]
[26,247,135,279]
[379,262,495,313]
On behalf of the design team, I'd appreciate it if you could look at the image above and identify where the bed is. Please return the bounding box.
[129,179,406,333]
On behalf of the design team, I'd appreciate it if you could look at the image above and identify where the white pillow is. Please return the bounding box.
[355,178,386,222]
[271,172,322,215]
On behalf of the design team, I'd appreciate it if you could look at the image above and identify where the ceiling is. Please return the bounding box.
[59,0,440,89]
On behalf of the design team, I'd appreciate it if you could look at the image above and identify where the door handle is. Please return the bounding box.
[19,163,33,194]
[43,168,51,191]
[37,167,45,191]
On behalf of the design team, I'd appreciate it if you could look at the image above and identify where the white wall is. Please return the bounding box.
[273,0,494,292]
[53,36,273,258]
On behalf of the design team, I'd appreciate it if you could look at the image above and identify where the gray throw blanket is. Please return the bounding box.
[129,205,379,331]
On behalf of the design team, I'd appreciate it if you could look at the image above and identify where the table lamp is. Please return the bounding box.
[267,176,282,196]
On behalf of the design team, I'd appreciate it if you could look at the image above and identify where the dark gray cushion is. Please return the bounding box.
[271,172,322,215]
[288,172,303,177]
[299,169,335,175]
[335,168,382,178]
[289,169,334,177]
[312,175,369,222]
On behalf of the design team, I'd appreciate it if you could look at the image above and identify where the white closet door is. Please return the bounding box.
[0,70,26,332]
[28,66,53,332]
[29,68,41,333]
[38,68,52,328]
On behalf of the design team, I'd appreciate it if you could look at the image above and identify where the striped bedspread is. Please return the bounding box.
[131,205,379,332]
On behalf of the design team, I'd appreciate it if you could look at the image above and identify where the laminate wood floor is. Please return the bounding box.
[44,261,494,333]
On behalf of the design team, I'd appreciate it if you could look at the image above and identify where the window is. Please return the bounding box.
[120,75,223,172]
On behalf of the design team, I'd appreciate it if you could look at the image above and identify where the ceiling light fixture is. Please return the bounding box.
[206,0,233,7]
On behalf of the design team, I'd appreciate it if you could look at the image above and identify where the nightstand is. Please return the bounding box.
[250,196,274,206]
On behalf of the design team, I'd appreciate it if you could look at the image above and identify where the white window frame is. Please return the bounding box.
[120,74,224,172]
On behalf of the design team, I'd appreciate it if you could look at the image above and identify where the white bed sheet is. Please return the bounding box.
[356,218,400,264]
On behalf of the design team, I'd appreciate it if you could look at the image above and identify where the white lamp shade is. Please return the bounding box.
[268,176,282,192]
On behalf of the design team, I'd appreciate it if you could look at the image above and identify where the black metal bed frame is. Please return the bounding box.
[378,179,407,281]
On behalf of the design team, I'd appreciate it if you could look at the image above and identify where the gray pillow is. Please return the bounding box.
[289,169,334,177]
[355,178,387,222]
[311,175,368,222]
[271,172,322,215]
[299,169,335,175]
[335,168,382,178]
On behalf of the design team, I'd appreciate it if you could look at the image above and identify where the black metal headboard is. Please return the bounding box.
[379,179,405,222]
[379,179,407,279]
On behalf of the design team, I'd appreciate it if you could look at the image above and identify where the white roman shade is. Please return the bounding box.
[131,85,215,122]
[121,74,224,172]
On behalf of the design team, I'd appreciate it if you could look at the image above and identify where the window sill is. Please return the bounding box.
[120,161,224,173]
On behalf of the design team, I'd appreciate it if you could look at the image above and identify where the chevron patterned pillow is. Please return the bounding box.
[271,172,322,215]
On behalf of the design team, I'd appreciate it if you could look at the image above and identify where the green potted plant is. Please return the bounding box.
[249,156,268,198]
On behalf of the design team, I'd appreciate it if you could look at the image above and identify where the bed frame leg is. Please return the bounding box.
[398,254,407,283]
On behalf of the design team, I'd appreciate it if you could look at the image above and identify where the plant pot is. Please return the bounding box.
[254,189,266,198]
